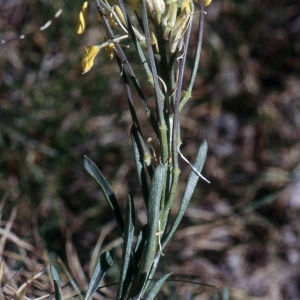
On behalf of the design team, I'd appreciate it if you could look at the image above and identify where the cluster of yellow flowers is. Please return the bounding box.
[77,0,212,74]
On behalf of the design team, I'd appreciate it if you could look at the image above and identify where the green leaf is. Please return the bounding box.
[141,251,161,296]
[129,164,166,298]
[84,155,125,234]
[50,265,62,300]
[142,164,167,274]
[117,193,135,299]
[85,251,113,300]
[131,127,149,206]
[134,225,147,262]
[145,273,172,300]
[162,140,208,248]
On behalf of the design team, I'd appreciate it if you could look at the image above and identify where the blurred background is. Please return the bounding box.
[0,0,300,299]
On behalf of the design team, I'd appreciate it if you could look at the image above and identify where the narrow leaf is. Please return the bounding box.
[145,273,172,300]
[162,140,208,248]
[84,156,125,234]
[141,251,161,296]
[142,164,166,274]
[85,251,113,300]
[117,193,135,299]
[130,165,166,298]
[50,265,62,300]
[131,127,149,205]
[134,225,147,262]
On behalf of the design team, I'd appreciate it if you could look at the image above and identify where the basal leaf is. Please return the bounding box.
[85,251,113,300]
[84,155,125,235]
[50,265,62,300]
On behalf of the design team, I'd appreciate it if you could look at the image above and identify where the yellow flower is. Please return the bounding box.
[203,0,212,6]
[81,39,120,73]
[195,0,213,7]
[104,42,115,60]
[76,1,89,34]
[81,46,101,74]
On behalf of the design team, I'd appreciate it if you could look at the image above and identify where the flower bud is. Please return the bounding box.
[169,0,192,53]
[149,23,159,52]
[145,0,165,24]
[162,0,178,39]
[153,0,166,17]
[114,5,127,26]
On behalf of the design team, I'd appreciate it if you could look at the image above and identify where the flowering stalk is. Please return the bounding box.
[76,0,212,298]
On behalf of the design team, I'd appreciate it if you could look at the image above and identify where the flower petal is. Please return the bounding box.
[81,46,101,74]
[76,1,89,35]
[203,0,212,6]
[195,0,213,7]
[104,43,115,60]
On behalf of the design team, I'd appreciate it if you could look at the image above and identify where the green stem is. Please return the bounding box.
[140,0,168,164]
[179,0,205,111]
[160,167,180,231]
